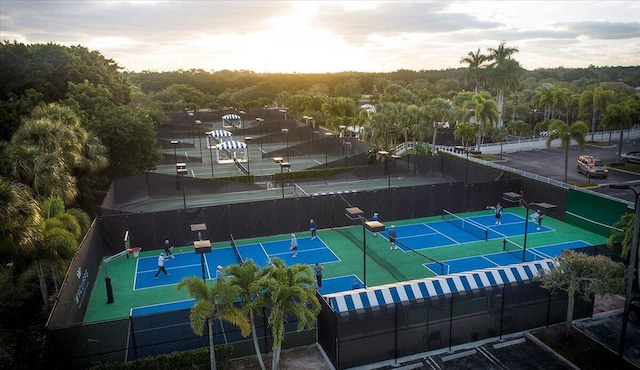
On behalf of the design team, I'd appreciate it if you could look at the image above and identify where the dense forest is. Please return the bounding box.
[0,41,638,368]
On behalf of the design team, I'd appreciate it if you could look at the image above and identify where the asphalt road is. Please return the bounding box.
[497,137,640,205]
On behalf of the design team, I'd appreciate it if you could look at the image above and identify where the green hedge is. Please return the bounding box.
[90,344,233,370]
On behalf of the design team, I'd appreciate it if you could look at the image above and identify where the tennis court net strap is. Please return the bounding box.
[230,234,243,263]
[442,209,488,241]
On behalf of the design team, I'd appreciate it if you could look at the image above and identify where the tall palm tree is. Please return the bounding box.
[252,258,320,370]
[460,49,488,93]
[579,86,615,141]
[224,261,268,370]
[487,42,522,127]
[178,276,251,370]
[545,119,589,182]
[464,94,499,150]
[603,94,640,161]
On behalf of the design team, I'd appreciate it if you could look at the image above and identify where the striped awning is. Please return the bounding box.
[216,140,247,149]
[326,259,557,313]
[207,130,232,138]
[222,114,241,120]
[360,104,376,113]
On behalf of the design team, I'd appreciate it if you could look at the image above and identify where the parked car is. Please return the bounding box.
[577,155,608,178]
[621,151,640,164]
[629,297,640,324]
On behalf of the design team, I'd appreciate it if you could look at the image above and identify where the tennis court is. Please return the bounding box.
[84,206,608,324]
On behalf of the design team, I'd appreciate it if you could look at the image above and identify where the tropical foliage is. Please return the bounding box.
[536,250,625,336]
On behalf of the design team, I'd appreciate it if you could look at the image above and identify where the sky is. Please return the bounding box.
[1,1,639,74]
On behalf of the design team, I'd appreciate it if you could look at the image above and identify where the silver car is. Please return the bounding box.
[621,151,640,164]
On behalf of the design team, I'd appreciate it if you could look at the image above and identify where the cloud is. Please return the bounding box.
[0,1,638,72]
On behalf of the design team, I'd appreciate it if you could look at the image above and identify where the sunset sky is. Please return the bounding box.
[1,1,639,73]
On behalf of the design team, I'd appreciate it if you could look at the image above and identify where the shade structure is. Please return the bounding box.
[215,140,248,164]
[222,113,243,128]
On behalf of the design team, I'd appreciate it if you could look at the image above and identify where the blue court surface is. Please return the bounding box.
[134,236,340,290]
[379,213,552,251]
[425,240,591,275]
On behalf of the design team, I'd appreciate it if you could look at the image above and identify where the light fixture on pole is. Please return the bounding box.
[244,136,252,186]
[325,132,334,169]
[171,140,179,165]
[256,117,264,153]
[206,133,214,177]
[502,192,556,261]
[345,207,385,288]
[339,125,347,154]
[378,151,390,189]
[281,128,289,162]
[277,159,290,200]
[177,162,188,209]
[195,120,203,160]
[609,184,640,358]
[280,109,287,121]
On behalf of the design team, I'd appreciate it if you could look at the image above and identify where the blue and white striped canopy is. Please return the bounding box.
[207,130,232,138]
[215,140,247,149]
[360,104,376,113]
[326,259,556,313]
[222,114,241,120]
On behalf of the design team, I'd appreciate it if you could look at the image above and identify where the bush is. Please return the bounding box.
[90,344,233,370]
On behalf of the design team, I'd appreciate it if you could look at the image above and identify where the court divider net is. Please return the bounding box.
[230,234,243,263]
[442,209,488,241]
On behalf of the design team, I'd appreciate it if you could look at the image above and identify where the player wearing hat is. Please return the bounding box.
[154,252,170,279]
[389,225,397,250]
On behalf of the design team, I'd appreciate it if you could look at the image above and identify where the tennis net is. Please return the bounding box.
[502,238,547,262]
[395,240,449,275]
[442,209,488,241]
[230,234,243,263]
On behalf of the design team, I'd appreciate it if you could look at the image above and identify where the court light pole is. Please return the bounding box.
[325,132,334,169]
[345,207,385,288]
[502,192,556,261]
[171,140,179,165]
[378,151,390,189]
[281,128,289,162]
[207,133,214,177]
[195,120,203,160]
[256,117,264,154]
[177,163,187,209]
[244,136,252,187]
[279,161,290,199]
[609,184,640,358]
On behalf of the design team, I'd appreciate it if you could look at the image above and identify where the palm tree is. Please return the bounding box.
[602,94,640,161]
[464,94,499,150]
[427,98,452,149]
[178,276,251,370]
[460,49,488,93]
[579,86,615,141]
[0,178,42,267]
[224,261,268,370]
[453,122,477,148]
[545,119,589,182]
[487,42,522,127]
[252,258,320,370]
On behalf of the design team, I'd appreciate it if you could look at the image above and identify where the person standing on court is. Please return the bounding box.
[310,219,318,239]
[215,265,224,282]
[352,279,361,289]
[488,203,503,225]
[314,263,324,289]
[532,209,544,230]
[154,252,170,279]
[164,239,175,258]
[289,233,298,257]
[389,225,397,250]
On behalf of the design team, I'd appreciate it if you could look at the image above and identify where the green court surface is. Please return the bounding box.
[84,206,608,322]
